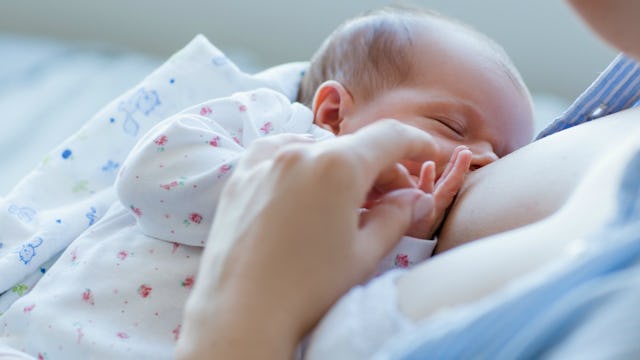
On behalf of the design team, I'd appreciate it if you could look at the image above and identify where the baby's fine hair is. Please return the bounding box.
[297,6,531,108]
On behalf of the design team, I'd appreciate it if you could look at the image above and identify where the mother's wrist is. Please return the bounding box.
[177,287,303,359]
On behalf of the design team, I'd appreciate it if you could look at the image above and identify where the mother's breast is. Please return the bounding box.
[436,107,640,253]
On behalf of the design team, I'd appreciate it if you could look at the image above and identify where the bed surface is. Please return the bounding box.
[0,34,159,194]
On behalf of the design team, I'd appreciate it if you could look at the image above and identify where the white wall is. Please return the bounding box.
[0,0,618,100]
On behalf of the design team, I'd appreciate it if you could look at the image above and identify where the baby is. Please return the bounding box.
[117,6,534,258]
[0,6,534,359]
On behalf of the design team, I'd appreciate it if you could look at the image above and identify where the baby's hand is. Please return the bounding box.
[405,146,472,239]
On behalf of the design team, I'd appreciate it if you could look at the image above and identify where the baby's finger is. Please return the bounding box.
[358,189,434,267]
[437,145,469,182]
[434,149,472,205]
[417,161,436,194]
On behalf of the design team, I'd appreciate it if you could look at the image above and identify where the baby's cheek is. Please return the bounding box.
[399,160,422,178]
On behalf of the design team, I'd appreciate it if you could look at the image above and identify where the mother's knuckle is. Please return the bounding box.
[273,145,306,167]
[315,150,350,171]
[378,118,405,131]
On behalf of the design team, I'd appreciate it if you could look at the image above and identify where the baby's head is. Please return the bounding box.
[298,6,534,177]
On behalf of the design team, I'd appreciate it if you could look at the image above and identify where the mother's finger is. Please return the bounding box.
[358,189,434,267]
[373,163,416,193]
[333,120,438,187]
[241,133,314,166]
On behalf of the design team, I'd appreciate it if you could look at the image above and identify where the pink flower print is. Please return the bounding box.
[217,163,232,178]
[23,304,36,313]
[38,353,45,360]
[173,324,181,341]
[138,284,152,298]
[70,247,78,263]
[154,134,168,146]
[200,106,212,116]
[76,327,84,344]
[82,289,95,305]
[232,136,241,144]
[209,135,220,147]
[189,213,203,224]
[116,332,129,339]
[238,104,247,112]
[394,253,411,268]
[130,205,142,217]
[172,242,181,253]
[259,121,273,135]
[181,275,195,289]
[117,250,129,260]
[160,180,178,190]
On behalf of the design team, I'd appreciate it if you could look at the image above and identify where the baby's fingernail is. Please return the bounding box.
[412,193,433,223]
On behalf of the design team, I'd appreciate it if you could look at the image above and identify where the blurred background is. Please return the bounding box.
[0,0,618,194]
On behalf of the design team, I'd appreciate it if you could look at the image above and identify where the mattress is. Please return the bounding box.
[0,34,160,194]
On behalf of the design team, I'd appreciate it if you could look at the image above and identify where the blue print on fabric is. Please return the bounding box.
[19,237,43,265]
[118,88,161,137]
[135,88,160,115]
[121,115,140,137]
[8,204,37,223]
[101,160,120,172]
[61,149,72,159]
[86,206,97,226]
[212,56,228,66]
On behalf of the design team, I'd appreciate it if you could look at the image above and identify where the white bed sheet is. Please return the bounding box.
[0,34,160,195]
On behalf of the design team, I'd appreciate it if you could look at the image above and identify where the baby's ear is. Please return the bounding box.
[312,80,354,135]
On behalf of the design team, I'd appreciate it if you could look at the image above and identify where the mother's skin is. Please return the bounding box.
[437,107,640,253]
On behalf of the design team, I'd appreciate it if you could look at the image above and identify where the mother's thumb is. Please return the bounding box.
[357,189,434,261]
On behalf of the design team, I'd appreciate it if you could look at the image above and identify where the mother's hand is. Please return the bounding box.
[176,120,437,359]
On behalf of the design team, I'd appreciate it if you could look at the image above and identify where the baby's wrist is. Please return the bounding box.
[404,228,433,240]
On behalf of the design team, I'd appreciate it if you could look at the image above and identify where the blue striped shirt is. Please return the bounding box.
[536,53,640,139]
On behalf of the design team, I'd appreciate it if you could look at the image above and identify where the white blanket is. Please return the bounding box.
[0,34,307,313]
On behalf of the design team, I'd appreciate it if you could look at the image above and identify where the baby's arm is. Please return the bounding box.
[405,146,472,239]
[115,89,317,246]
